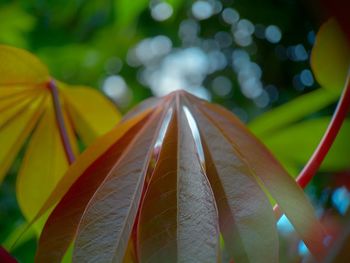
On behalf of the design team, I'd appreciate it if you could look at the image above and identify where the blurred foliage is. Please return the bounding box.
[0,0,349,262]
[311,18,350,92]
[0,0,322,113]
[264,118,350,175]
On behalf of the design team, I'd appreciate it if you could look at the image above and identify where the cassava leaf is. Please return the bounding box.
[137,101,220,263]
[35,109,153,221]
[311,18,350,92]
[72,107,166,263]
[190,102,278,263]
[36,91,327,263]
[121,96,160,123]
[0,45,121,229]
[35,109,155,262]
[187,95,328,260]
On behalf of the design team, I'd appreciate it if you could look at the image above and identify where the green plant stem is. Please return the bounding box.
[274,75,350,220]
[48,80,75,164]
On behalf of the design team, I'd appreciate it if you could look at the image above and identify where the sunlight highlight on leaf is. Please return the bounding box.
[137,105,219,263]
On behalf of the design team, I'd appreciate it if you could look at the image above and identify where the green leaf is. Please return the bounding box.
[166,0,184,13]
[311,18,350,92]
[115,0,149,27]
[249,88,338,137]
[0,4,36,48]
[189,96,327,260]
[2,222,36,252]
[263,118,350,173]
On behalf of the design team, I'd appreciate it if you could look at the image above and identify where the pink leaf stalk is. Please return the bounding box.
[274,74,350,220]
[47,80,75,164]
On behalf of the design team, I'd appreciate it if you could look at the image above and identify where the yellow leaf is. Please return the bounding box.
[17,100,77,224]
[0,95,46,182]
[30,108,151,227]
[0,45,49,85]
[0,45,121,231]
[311,18,350,91]
[0,90,38,113]
[61,85,122,145]
[0,96,36,128]
[0,85,38,99]
[35,91,327,262]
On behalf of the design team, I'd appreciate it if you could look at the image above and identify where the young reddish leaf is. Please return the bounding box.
[72,108,166,262]
[137,100,220,263]
[35,91,326,262]
[0,45,121,227]
[121,96,160,122]
[34,110,153,263]
[0,247,18,263]
[189,101,278,263]
[36,109,153,219]
[187,94,328,260]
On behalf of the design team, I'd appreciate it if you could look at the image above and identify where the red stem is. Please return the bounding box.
[0,247,18,263]
[47,80,75,164]
[275,75,350,219]
[296,77,350,187]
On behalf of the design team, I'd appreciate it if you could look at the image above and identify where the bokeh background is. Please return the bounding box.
[0,0,349,262]
[0,0,323,113]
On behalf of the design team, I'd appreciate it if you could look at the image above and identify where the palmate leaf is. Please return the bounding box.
[35,91,327,263]
[0,45,121,226]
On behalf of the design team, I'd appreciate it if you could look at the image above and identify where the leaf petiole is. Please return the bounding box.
[47,80,75,164]
[274,73,350,220]
[296,75,350,188]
